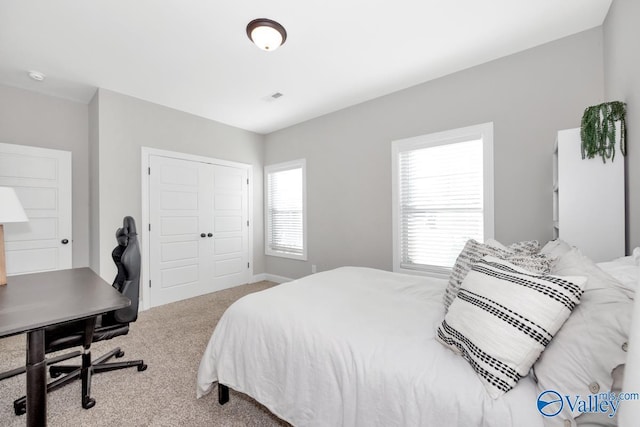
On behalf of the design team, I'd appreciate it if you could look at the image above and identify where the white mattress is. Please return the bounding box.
[197,266,543,427]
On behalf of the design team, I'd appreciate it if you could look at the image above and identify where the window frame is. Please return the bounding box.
[391,122,494,278]
[264,159,308,261]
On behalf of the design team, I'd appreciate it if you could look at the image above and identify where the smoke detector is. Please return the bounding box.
[27,71,46,82]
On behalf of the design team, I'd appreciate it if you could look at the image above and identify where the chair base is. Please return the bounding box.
[0,350,82,382]
[13,347,146,415]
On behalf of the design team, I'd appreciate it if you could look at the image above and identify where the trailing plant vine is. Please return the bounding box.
[580,101,627,163]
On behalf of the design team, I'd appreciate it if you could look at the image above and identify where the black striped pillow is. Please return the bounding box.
[436,256,586,399]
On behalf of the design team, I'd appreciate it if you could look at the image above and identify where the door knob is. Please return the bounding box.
[207,233,213,237]
[61,239,69,244]
[200,233,206,238]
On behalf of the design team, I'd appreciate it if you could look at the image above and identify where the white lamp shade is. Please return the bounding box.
[0,187,28,223]
[250,26,283,51]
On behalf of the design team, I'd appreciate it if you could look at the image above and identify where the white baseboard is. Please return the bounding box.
[252,273,293,284]
[251,273,267,283]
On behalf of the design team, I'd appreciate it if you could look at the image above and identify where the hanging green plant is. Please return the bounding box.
[580,101,627,163]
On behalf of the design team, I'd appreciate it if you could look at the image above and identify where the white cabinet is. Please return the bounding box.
[553,128,625,262]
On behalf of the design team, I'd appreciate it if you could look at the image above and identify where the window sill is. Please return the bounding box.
[394,266,451,280]
[265,250,307,261]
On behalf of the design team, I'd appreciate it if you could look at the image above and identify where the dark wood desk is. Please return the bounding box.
[0,268,130,427]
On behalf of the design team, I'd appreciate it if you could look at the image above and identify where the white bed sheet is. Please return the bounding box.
[197,266,543,427]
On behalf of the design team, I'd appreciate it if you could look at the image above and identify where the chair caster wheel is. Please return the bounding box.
[138,364,147,372]
[115,350,125,358]
[83,397,96,409]
[14,403,26,416]
[49,366,62,378]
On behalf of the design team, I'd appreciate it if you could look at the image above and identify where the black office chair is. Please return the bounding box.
[12,216,147,415]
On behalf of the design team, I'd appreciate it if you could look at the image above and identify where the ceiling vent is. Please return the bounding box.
[263,92,284,103]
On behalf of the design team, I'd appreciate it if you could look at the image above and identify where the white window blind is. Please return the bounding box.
[265,160,307,260]
[392,123,493,276]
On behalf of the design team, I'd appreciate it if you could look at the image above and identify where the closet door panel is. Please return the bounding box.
[210,165,250,289]
[149,155,213,306]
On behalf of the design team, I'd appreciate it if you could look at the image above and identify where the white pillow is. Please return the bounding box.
[443,239,549,310]
[575,365,624,427]
[597,250,640,298]
[532,248,633,423]
[596,263,638,298]
[437,256,586,399]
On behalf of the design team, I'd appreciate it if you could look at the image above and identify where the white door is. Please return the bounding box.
[148,155,250,307]
[0,143,72,274]
[211,165,250,289]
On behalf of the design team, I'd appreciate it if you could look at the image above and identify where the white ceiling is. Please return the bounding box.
[0,0,612,134]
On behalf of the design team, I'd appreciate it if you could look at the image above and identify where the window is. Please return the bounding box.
[265,159,307,260]
[392,123,494,277]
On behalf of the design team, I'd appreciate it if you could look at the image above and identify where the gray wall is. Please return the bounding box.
[2,20,625,283]
[88,91,100,272]
[0,84,90,268]
[264,28,605,279]
[603,0,640,252]
[91,89,265,280]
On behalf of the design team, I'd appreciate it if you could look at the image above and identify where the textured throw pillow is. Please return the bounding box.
[486,238,542,255]
[540,238,573,259]
[437,256,586,399]
[443,239,549,310]
[532,248,633,423]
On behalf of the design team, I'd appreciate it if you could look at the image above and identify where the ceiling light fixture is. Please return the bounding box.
[246,18,287,51]
[27,71,46,82]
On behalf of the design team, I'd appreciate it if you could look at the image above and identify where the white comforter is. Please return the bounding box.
[197,267,543,427]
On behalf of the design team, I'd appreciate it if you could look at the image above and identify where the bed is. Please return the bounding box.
[197,242,639,427]
[197,266,543,426]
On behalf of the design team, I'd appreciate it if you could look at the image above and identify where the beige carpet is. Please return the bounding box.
[0,281,291,427]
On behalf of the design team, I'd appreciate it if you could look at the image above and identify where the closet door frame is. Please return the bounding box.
[140,147,254,311]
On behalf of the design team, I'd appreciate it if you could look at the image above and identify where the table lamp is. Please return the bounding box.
[0,187,28,285]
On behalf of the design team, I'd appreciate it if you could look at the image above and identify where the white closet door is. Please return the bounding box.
[211,165,250,289]
[149,155,213,307]
[0,143,72,275]
[148,155,250,307]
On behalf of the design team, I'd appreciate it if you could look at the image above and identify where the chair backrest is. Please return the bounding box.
[111,216,141,324]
